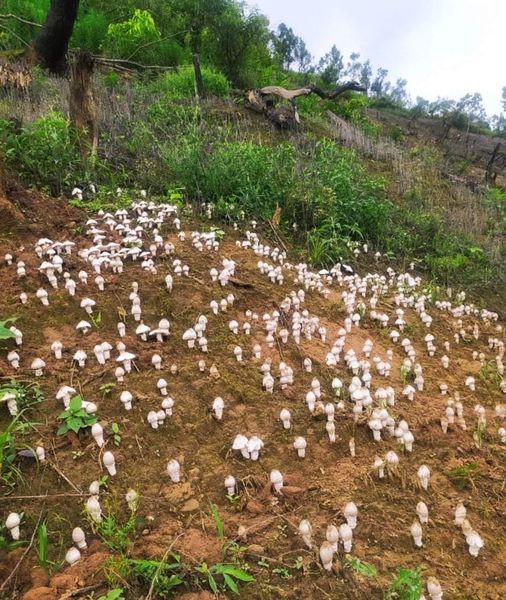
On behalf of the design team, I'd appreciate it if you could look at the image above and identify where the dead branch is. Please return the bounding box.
[0,14,42,28]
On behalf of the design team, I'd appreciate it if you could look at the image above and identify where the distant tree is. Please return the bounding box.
[370,67,390,97]
[33,0,80,73]
[343,52,362,81]
[317,45,343,86]
[294,38,312,73]
[390,78,408,105]
[456,92,487,124]
[271,23,298,69]
[359,59,372,91]
[502,86,506,112]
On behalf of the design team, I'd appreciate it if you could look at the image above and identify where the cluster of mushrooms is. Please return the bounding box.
[2,192,505,598]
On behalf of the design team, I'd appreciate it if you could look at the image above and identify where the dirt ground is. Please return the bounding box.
[0,187,505,599]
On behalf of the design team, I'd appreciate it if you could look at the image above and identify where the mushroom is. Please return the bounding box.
[344,502,358,529]
[72,527,87,549]
[157,378,168,396]
[103,451,116,475]
[454,503,466,526]
[167,459,181,483]
[31,358,46,377]
[86,497,102,522]
[279,408,291,429]
[152,354,162,370]
[65,547,81,566]
[410,520,423,547]
[117,351,135,373]
[91,423,105,447]
[416,501,429,524]
[36,288,49,306]
[466,530,484,556]
[232,434,250,459]
[270,469,284,493]
[5,513,20,540]
[326,525,339,552]
[73,350,87,368]
[293,436,307,458]
[182,328,197,349]
[162,397,174,416]
[319,541,334,571]
[426,577,443,600]
[212,397,224,420]
[224,475,236,496]
[80,298,96,314]
[247,436,263,460]
[120,391,133,410]
[417,465,431,490]
[339,523,353,552]
[298,519,313,549]
[51,340,63,359]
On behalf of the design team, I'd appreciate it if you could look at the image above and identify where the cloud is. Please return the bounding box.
[252,0,504,115]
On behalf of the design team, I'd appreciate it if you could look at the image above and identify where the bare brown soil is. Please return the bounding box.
[0,188,505,599]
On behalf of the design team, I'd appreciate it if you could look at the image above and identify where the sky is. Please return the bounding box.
[251,0,505,117]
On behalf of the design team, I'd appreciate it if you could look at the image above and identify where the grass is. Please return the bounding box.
[385,567,424,600]
[445,462,481,491]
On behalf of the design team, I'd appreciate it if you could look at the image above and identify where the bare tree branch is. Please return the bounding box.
[0,13,42,28]
[125,29,190,61]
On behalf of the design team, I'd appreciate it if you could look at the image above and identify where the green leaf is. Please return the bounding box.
[57,423,69,436]
[67,417,83,433]
[69,396,83,412]
[214,566,254,581]
[207,573,218,594]
[223,573,239,594]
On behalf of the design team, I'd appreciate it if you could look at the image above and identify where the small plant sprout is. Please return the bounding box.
[411,520,423,547]
[224,474,236,496]
[65,547,81,566]
[51,340,63,359]
[466,530,484,557]
[6,513,20,539]
[339,523,353,552]
[344,502,358,529]
[31,358,46,377]
[270,469,284,493]
[417,501,429,524]
[72,527,87,549]
[280,408,291,429]
[92,423,105,447]
[103,451,116,476]
[417,465,431,490]
[298,519,313,549]
[320,541,334,571]
[210,396,224,420]
[427,577,443,600]
[293,436,307,458]
[454,503,466,526]
[167,459,181,482]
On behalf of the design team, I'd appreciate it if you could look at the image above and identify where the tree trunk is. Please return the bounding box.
[69,50,98,158]
[192,53,206,99]
[33,0,80,74]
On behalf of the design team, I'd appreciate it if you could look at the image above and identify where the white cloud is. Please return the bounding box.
[251,0,505,116]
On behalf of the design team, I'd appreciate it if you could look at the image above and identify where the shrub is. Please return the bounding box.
[0,113,87,195]
[151,66,231,100]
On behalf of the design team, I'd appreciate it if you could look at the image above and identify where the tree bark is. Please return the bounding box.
[69,50,98,158]
[192,53,206,99]
[33,0,80,74]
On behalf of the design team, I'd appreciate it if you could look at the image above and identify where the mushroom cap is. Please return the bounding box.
[298,519,312,535]
[157,378,168,389]
[51,340,63,349]
[73,350,87,361]
[117,351,136,361]
[31,358,46,370]
[56,385,76,399]
[270,469,283,484]
[6,512,20,528]
[344,501,358,517]
[103,451,115,466]
[72,527,85,543]
[247,436,263,452]
[91,423,103,437]
[293,436,307,449]
[224,474,236,488]
[120,391,133,402]
[232,434,248,450]
[136,324,151,335]
[182,328,197,340]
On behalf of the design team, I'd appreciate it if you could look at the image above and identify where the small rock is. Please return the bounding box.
[180,498,200,512]
[246,544,265,557]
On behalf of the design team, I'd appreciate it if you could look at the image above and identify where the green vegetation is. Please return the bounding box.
[445,462,481,491]
[57,395,97,436]
[36,520,50,571]
[386,567,424,600]
[0,317,17,341]
[0,411,35,489]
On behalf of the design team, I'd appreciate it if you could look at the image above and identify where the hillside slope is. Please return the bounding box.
[1,188,505,599]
